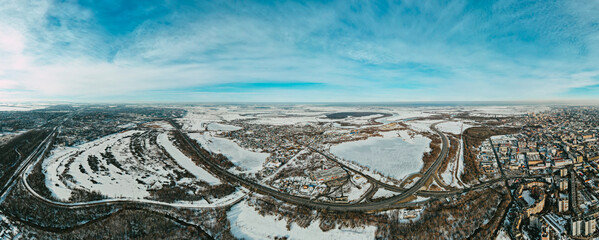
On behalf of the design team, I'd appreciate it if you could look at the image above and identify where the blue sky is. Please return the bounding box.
[1,0,599,102]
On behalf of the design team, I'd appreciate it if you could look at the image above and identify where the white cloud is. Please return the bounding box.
[1,0,599,102]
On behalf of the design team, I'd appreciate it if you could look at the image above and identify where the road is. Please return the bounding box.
[18,128,245,210]
[489,138,513,198]
[312,123,456,193]
[13,120,532,212]
[0,127,58,201]
[170,120,451,211]
[309,147,408,193]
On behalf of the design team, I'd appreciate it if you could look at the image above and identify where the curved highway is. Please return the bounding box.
[168,120,450,211]
[17,128,245,210]
[14,120,528,212]
[16,121,448,211]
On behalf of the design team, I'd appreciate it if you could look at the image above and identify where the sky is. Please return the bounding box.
[1,0,599,103]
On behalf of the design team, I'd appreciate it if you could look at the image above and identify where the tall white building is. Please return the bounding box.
[584,218,596,236]
[572,219,583,236]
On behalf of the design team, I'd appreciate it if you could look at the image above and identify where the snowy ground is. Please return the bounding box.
[156,132,220,185]
[436,121,474,134]
[42,122,220,201]
[206,122,242,131]
[177,104,537,132]
[189,132,269,173]
[0,214,20,239]
[440,137,466,187]
[0,103,48,111]
[467,105,550,117]
[177,106,249,131]
[375,110,433,124]
[330,131,431,181]
[404,119,442,132]
[228,200,377,240]
[0,131,25,144]
[495,229,510,240]
[346,175,372,202]
[372,188,398,199]
[44,130,152,200]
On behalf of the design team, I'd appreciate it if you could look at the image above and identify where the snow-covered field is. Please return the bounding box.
[190,132,269,173]
[42,122,222,201]
[177,104,537,132]
[228,201,377,240]
[376,110,433,124]
[330,131,431,180]
[436,121,474,134]
[404,120,441,132]
[44,130,152,200]
[0,104,48,111]
[156,133,220,185]
[467,105,550,117]
[206,122,242,131]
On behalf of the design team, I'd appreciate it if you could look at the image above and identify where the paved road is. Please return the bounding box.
[14,120,538,213]
[0,127,57,201]
[314,123,458,194]
[14,122,448,212]
[13,119,551,214]
[309,147,408,193]
[18,128,245,210]
[489,138,513,198]
[170,120,451,211]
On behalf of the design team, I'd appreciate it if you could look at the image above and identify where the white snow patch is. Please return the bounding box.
[190,132,269,173]
[228,201,377,240]
[496,229,510,240]
[372,188,398,199]
[346,175,372,202]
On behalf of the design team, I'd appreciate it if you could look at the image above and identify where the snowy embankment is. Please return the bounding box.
[189,132,269,173]
[228,201,377,240]
[157,133,220,185]
[330,131,431,181]
[440,122,467,187]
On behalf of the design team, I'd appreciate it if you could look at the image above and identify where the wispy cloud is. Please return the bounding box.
[1,0,599,102]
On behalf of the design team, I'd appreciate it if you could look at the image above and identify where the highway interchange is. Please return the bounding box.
[0,119,534,215]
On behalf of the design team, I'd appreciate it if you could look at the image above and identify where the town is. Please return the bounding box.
[472,108,599,239]
[1,104,599,239]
